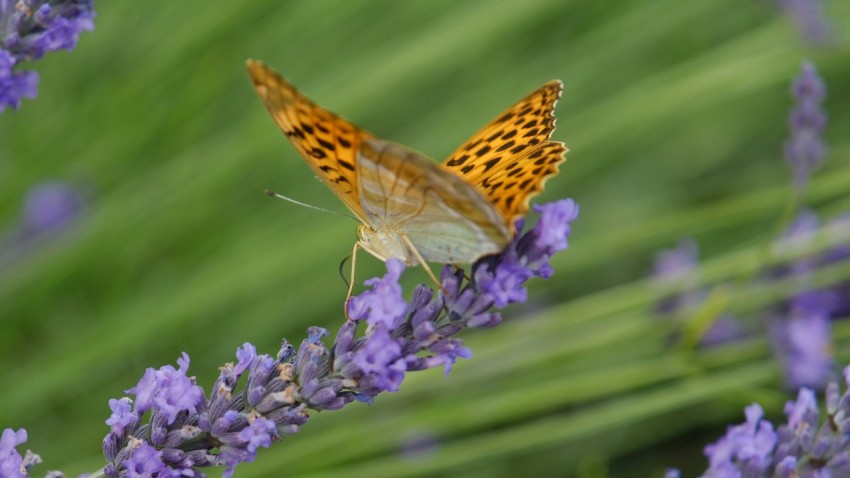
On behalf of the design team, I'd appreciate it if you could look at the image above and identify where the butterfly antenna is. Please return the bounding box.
[264,189,361,224]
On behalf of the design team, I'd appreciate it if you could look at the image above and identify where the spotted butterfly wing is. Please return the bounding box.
[440,80,567,224]
[246,59,371,223]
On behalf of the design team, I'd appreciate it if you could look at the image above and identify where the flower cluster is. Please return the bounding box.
[688,366,850,477]
[652,60,845,390]
[784,61,827,189]
[653,208,850,389]
[0,199,578,478]
[0,0,95,111]
[769,210,850,389]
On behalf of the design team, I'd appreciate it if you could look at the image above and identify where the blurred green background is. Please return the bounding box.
[1,0,849,476]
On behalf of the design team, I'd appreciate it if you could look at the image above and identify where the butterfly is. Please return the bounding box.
[246,60,567,289]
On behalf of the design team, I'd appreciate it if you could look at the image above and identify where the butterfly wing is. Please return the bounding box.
[441,80,567,224]
[357,138,511,264]
[247,60,372,223]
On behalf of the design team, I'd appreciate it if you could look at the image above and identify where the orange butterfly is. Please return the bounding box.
[247,60,566,289]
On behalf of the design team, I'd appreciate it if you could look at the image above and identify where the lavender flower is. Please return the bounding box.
[769,210,850,390]
[0,0,95,111]
[784,61,827,190]
[778,0,834,46]
[0,428,46,478]
[0,428,28,478]
[703,404,777,476]
[89,199,579,478]
[652,240,741,345]
[675,365,850,477]
[21,181,84,236]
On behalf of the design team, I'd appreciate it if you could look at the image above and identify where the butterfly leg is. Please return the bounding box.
[451,264,471,281]
[401,235,448,296]
[344,241,361,321]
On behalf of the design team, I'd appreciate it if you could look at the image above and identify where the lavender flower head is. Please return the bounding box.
[0,0,95,111]
[769,209,850,390]
[21,180,84,235]
[681,364,850,477]
[778,0,834,46]
[784,61,827,190]
[89,199,579,477]
[652,240,741,345]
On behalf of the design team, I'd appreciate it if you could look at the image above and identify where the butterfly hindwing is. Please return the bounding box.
[441,80,566,223]
[357,138,511,263]
[247,60,371,222]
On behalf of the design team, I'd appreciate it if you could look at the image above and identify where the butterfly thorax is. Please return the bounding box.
[357,224,419,266]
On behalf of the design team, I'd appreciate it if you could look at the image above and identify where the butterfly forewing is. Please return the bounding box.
[247,60,371,222]
[441,80,566,224]
[357,138,511,264]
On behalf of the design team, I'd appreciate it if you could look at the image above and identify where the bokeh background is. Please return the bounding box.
[2,0,850,476]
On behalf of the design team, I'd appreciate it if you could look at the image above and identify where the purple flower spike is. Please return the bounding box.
[94,199,578,478]
[0,0,95,111]
[784,61,827,189]
[771,309,834,390]
[768,209,849,390]
[686,365,850,476]
[778,0,834,46]
[651,240,742,345]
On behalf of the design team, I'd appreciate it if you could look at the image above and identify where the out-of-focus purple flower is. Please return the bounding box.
[654,239,699,285]
[769,210,850,390]
[653,239,701,315]
[664,469,681,478]
[95,199,579,478]
[0,0,95,111]
[0,428,28,478]
[652,240,742,345]
[771,310,834,392]
[784,61,827,189]
[400,428,439,460]
[778,0,834,45]
[687,369,850,476]
[21,181,84,235]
